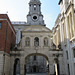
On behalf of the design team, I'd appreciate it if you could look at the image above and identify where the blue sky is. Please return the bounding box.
[0,0,60,29]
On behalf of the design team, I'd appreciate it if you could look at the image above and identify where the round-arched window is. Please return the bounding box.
[34,37,39,46]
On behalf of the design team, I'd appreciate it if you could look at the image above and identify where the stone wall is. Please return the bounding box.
[4,54,10,75]
[0,54,3,75]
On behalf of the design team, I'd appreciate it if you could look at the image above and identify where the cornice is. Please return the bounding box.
[65,3,74,14]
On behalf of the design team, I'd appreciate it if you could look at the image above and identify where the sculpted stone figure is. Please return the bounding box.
[44,38,48,46]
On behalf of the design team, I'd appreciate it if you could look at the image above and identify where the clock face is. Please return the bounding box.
[32,14,38,21]
[33,16,37,20]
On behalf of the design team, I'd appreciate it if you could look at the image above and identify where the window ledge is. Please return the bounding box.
[25,46,30,47]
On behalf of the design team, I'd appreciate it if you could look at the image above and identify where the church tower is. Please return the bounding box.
[27,0,45,26]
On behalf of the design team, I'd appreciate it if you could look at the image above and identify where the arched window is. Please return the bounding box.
[25,37,30,46]
[44,37,48,46]
[34,37,39,46]
[34,4,36,10]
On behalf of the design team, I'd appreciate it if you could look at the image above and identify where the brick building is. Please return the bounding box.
[0,14,16,75]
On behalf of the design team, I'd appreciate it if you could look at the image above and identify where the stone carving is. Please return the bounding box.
[44,37,48,46]
[25,37,30,46]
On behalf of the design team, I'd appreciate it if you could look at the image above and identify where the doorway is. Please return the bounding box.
[25,53,49,75]
[33,66,37,72]
[13,58,20,75]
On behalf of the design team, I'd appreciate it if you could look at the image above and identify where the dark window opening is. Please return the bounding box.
[34,5,36,10]
[66,51,68,59]
[34,8,36,10]
[34,55,36,60]
[34,37,39,46]
[0,23,1,29]
[21,32,22,39]
[68,64,70,75]
[34,5,36,8]
[33,66,36,72]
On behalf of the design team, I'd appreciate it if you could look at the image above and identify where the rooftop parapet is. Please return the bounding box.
[12,21,26,25]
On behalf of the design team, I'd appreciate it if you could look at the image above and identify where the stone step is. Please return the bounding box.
[26,73,47,75]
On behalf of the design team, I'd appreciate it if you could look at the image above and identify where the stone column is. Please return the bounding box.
[39,36,43,47]
[47,64,50,75]
[46,61,50,75]
[71,6,75,37]
[69,14,73,38]
[32,36,34,47]
[66,15,70,39]
[56,31,58,49]
[54,58,60,75]
[30,36,33,47]
[55,63,58,75]
[20,57,24,75]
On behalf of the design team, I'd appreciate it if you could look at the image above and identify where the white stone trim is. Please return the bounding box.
[0,51,10,56]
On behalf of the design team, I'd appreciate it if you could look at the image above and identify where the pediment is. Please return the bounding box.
[22,25,51,32]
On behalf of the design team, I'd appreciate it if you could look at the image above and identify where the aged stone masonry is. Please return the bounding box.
[0,0,75,75]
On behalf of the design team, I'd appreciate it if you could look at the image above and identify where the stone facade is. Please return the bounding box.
[53,0,75,75]
[0,14,16,75]
[0,0,75,75]
[10,0,64,75]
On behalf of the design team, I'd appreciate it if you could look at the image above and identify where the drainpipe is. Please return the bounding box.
[3,21,8,75]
